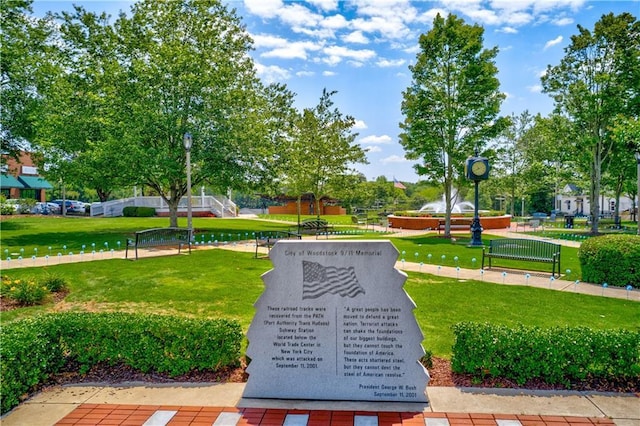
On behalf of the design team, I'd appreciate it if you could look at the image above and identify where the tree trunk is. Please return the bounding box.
[96,188,110,203]
[168,199,179,227]
[590,143,601,234]
[444,160,453,238]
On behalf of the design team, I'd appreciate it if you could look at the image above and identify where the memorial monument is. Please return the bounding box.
[243,240,429,402]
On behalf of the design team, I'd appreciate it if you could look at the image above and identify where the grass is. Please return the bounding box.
[3,246,638,358]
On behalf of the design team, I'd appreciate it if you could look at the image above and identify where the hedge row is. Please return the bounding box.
[578,234,640,287]
[123,206,156,217]
[0,312,242,414]
[451,322,640,386]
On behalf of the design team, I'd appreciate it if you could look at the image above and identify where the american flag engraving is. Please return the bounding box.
[302,260,365,300]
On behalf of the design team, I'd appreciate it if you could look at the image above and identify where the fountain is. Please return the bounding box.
[418,190,474,214]
[389,188,512,231]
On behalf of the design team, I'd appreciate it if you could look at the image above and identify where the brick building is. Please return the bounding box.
[1,151,53,201]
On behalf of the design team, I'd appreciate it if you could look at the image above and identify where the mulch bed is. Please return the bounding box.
[39,356,638,394]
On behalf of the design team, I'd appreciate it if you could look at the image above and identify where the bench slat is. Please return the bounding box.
[482,238,561,277]
[126,227,191,260]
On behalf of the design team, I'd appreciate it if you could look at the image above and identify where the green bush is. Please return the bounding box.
[0,312,242,414]
[451,322,640,386]
[123,206,156,217]
[578,234,640,286]
[4,278,48,305]
[41,273,68,292]
[0,317,65,414]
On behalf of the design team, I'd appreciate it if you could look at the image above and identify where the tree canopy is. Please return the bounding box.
[400,13,506,236]
[542,12,640,233]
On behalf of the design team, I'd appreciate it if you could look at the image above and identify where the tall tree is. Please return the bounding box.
[0,0,53,159]
[282,89,367,222]
[491,111,533,216]
[32,0,274,225]
[607,116,640,224]
[34,6,134,202]
[542,12,640,234]
[115,0,265,226]
[400,13,506,237]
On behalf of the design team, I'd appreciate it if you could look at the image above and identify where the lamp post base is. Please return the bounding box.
[468,217,484,247]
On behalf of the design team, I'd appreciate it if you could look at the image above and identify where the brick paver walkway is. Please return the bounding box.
[55,404,616,426]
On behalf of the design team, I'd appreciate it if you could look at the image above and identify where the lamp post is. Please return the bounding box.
[183,132,193,236]
[466,151,490,247]
[635,151,640,235]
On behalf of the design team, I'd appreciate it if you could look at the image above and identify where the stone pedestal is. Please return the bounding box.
[243,240,429,402]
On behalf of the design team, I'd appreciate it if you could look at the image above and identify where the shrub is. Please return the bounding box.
[0,312,243,414]
[123,206,156,217]
[0,204,14,215]
[578,234,640,286]
[41,273,68,292]
[451,322,640,386]
[0,317,65,414]
[5,278,48,306]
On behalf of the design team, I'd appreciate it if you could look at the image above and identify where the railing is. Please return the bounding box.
[90,196,237,218]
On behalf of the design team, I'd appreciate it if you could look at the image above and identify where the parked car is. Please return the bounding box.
[31,202,50,214]
[47,202,62,214]
[51,199,85,213]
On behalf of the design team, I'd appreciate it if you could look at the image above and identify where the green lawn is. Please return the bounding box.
[3,245,637,358]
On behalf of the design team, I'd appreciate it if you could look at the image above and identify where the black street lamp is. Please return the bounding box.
[183,132,193,235]
[466,152,490,247]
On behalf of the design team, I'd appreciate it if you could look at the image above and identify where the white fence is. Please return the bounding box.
[90,196,236,218]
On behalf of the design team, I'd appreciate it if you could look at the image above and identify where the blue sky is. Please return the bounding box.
[32,0,639,182]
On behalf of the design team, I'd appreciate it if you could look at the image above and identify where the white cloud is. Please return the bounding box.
[552,17,573,26]
[343,30,369,44]
[323,70,337,76]
[544,35,563,50]
[496,26,518,34]
[243,0,283,18]
[381,154,410,164]
[260,40,324,60]
[321,14,349,30]
[321,45,377,66]
[254,62,291,83]
[353,120,368,129]
[365,145,383,153]
[296,70,315,77]
[528,84,542,93]
[360,134,392,144]
[307,0,338,12]
[376,58,406,68]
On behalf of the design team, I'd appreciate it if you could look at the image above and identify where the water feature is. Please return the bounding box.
[418,190,475,214]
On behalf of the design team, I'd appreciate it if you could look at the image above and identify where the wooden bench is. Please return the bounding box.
[255,231,301,258]
[437,218,472,234]
[125,227,191,260]
[482,238,561,277]
[292,219,334,239]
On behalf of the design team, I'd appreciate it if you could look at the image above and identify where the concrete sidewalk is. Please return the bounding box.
[2,382,638,426]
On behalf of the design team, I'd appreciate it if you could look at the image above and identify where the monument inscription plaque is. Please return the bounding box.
[243,240,429,402]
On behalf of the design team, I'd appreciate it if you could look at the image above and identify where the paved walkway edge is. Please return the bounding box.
[2,383,638,425]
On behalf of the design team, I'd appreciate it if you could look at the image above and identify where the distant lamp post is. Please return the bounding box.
[635,151,640,235]
[183,132,193,236]
[465,151,490,247]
